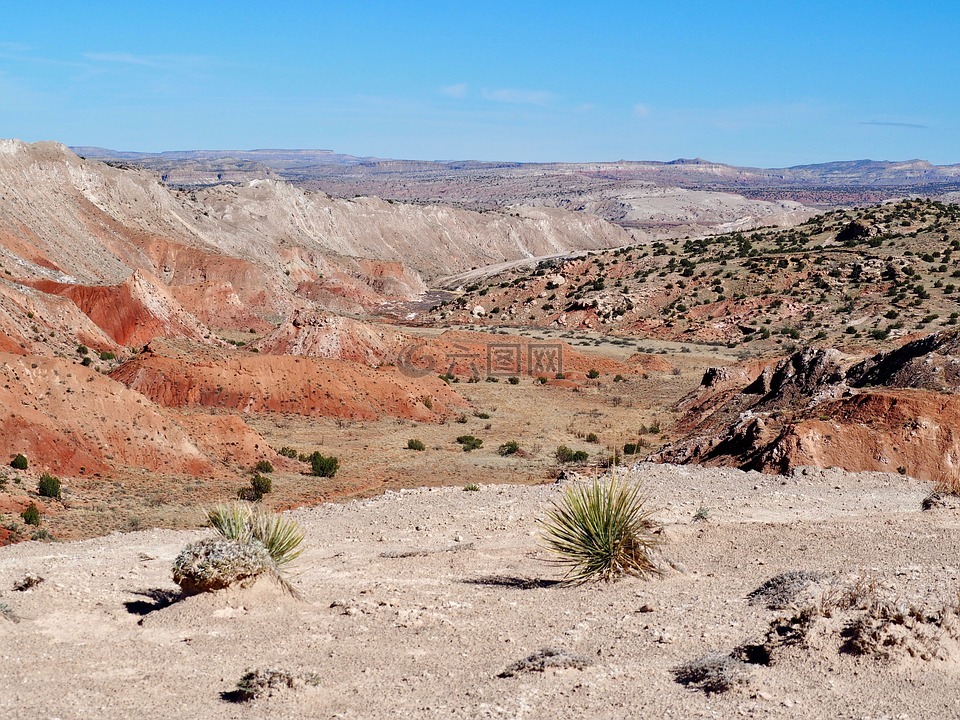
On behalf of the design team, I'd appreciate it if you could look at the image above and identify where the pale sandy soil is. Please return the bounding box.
[1,463,958,719]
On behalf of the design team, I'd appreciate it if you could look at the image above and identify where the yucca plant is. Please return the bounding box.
[207,502,304,567]
[539,473,661,584]
[174,502,305,596]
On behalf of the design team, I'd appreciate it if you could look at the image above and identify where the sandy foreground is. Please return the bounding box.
[1,463,958,719]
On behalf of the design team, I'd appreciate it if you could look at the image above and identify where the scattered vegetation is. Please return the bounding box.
[406,438,426,451]
[463,483,481,492]
[254,460,274,474]
[498,648,593,678]
[497,440,520,456]
[673,653,750,694]
[227,668,320,702]
[238,473,273,502]
[10,454,27,470]
[555,445,589,464]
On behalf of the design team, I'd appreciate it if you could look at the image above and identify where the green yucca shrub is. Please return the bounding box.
[539,474,661,584]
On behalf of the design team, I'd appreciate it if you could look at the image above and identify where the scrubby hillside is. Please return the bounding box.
[434,198,960,353]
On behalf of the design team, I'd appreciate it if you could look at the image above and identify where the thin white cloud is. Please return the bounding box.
[441,83,468,99]
[860,120,928,129]
[0,42,31,54]
[481,87,555,105]
[82,52,212,71]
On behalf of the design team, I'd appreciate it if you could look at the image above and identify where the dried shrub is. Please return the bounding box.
[173,503,304,595]
[497,648,593,678]
[227,668,320,702]
[747,570,822,610]
[673,653,750,694]
[172,538,273,595]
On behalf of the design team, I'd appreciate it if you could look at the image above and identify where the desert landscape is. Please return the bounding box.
[2,137,960,717]
[3,3,960,715]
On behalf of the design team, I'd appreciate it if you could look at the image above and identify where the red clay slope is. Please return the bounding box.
[110,340,468,421]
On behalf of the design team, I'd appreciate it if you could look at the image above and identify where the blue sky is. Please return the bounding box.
[2,1,957,166]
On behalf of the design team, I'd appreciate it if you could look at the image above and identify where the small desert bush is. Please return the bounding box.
[10,454,27,470]
[497,440,520,456]
[278,446,298,459]
[230,668,320,702]
[252,473,272,496]
[585,432,599,443]
[673,653,750,694]
[539,474,661,583]
[21,503,41,526]
[37,473,61,499]
[507,376,520,385]
[555,445,589,464]
[238,474,272,502]
[308,452,339,477]
[456,435,483,452]
[463,483,481,492]
[254,459,274,473]
[406,438,426,451]
[587,369,600,379]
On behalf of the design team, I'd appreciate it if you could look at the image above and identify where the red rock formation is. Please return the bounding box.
[656,329,960,481]
[111,340,467,421]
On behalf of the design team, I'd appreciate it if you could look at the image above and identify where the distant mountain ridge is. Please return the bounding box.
[71,145,960,219]
[72,146,960,187]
